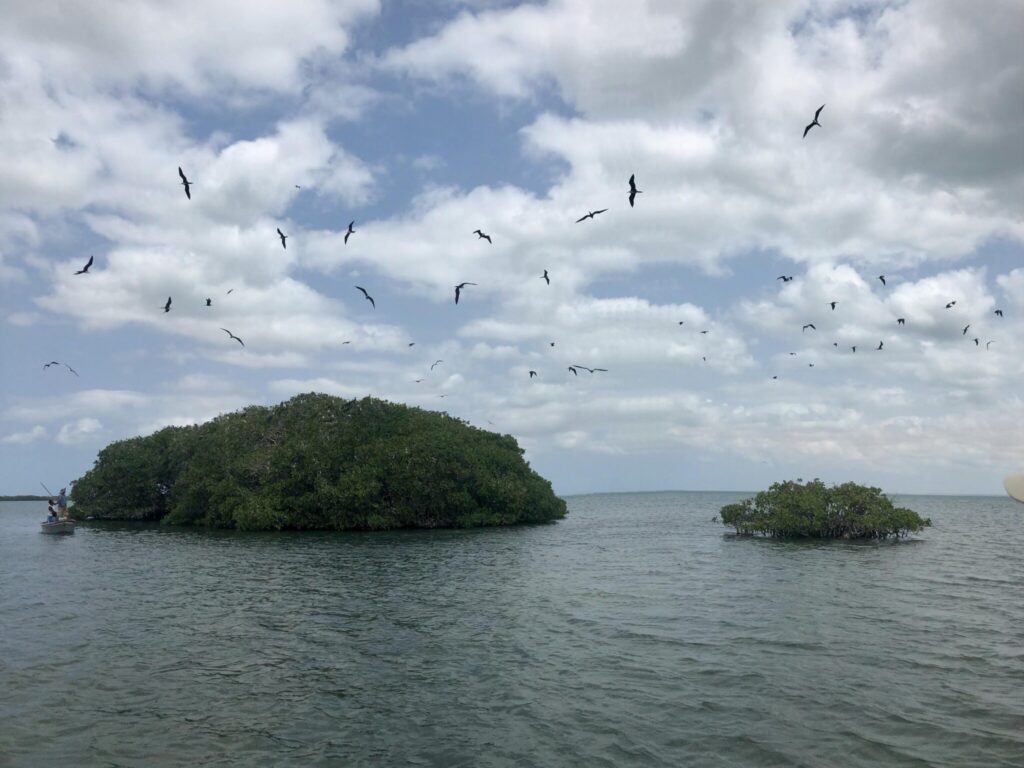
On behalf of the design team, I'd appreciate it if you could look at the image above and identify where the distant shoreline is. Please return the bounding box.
[0,495,50,501]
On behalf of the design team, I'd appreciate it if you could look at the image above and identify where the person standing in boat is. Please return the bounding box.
[56,488,68,520]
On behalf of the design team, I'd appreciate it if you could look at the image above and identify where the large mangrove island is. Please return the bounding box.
[720,479,931,539]
[71,393,567,530]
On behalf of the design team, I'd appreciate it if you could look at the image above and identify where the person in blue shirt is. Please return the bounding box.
[56,488,68,519]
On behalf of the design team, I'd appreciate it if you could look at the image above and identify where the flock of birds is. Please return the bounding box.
[48,105,1005,393]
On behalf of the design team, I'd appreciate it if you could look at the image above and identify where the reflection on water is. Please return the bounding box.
[1,493,1022,767]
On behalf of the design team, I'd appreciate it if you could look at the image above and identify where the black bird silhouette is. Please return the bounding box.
[877,341,884,350]
[962,324,970,335]
[74,255,93,275]
[529,370,537,378]
[430,360,443,370]
[851,346,857,353]
[808,363,814,368]
[833,342,838,347]
[473,229,492,243]
[788,352,797,356]
[628,174,642,207]
[221,328,244,347]
[178,167,191,199]
[568,366,579,375]
[772,376,778,380]
[777,275,793,282]
[897,318,905,325]
[803,324,816,332]
[344,221,355,244]
[408,342,415,347]
[878,275,886,286]
[699,330,709,335]
[541,269,550,285]
[355,286,375,309]
[803,104,824,138]
[945,301,956,309]
[277,228,287,249]
[973,338,979,346]
[226,289,234,294]
[575,209,607,223]
[414,378,424,383]
[549,342,555,347]
[205,298,212,307]
[43,361,78,376]
[571,364,607,373]
[986,340,995,349]
[829,301,837,310]
[163,297,172,313]
[454,282,477,304]
[994,309,1003,317]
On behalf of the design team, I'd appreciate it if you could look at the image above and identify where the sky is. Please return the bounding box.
[1,0,1022,497]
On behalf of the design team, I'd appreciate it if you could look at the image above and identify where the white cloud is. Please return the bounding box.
[1,425,47,444]
[56,418,103,446]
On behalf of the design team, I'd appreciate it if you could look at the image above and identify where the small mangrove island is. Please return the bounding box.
[720,479,931,539]
[71,393,567,530]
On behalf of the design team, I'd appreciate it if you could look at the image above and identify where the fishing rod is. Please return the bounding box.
[40,481,55,497]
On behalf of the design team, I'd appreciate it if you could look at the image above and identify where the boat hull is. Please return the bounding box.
[41,520,75,534]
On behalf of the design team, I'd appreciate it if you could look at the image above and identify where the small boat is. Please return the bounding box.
[41,519,75,534]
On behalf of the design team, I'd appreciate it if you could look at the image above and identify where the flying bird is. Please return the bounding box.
[802,324,816,332]
[699,330,709,335]
[549,342,555,347]
[414,378,424,383]
[877,341,884,350]
[986,341,995,349]
[220,328,244,347]
[897,318,905,325]
[829,302,837,310]
[344,221,355,244]
[541,270,550,285]
[74,255,93,275]
[454,282,477,304]
[63,363,78,376]
[529,370,537,378]
[994,309,1003,317]
[276,228,287,249]
[945,301,956,309]
[430,360,443,370]
[803,104,825,138]
[205,298,212,307]
[628,174,642,207]
[851,346,857,353]
[568,366,579,376]
[777,275,793,282]
[808,363,815,368]
[163,297,172,313]
[575,209,608,223]
[178,167,191,199]
[878,275,886,286]
[226,289,234,294]
[408,342,415,347]
[973,338,979,346]
[788,352,797,356]
[43,361,61,369]
[962,325,970,335]
[678,321,685,326]
[571,365,607,374]
[355,286,375,309]
[472,229,492,243]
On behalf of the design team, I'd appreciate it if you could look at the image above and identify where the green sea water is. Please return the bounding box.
[1,492,1021,767]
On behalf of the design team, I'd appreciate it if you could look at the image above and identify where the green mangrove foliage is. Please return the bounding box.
[71,393,567,530]
[719,479,930,539]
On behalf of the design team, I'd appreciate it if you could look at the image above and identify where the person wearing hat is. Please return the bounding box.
[56,488,68,520]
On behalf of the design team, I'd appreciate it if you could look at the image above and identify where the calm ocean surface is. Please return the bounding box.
[1,492,1021,767]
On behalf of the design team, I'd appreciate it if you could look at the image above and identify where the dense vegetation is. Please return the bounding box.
[71,393,567,530]
[719,479,930,539]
